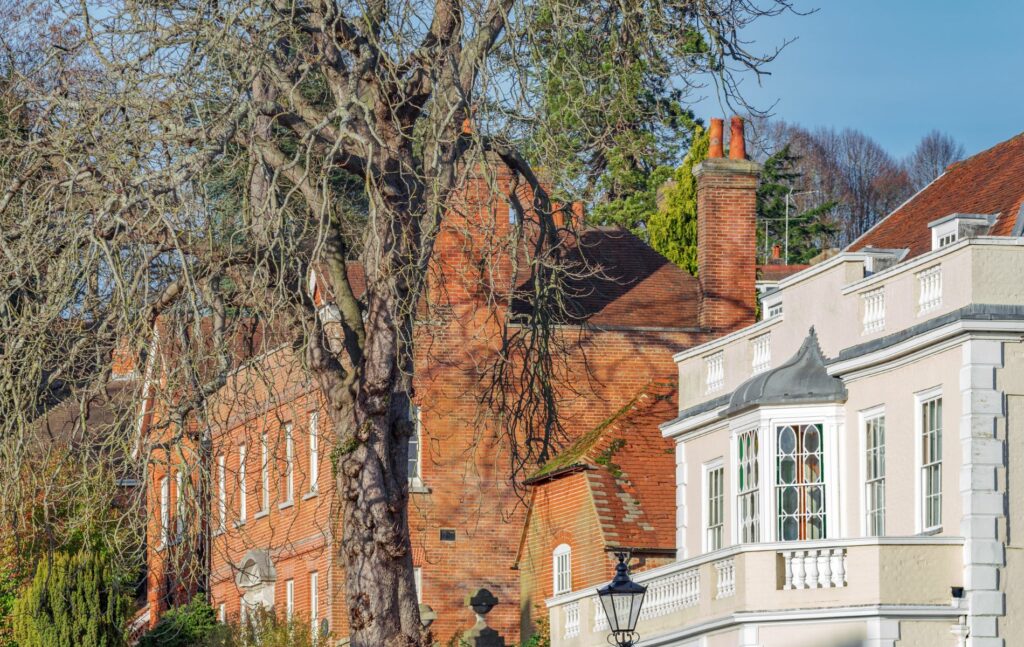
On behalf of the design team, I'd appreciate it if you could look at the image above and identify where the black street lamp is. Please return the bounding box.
[596,552,647,647]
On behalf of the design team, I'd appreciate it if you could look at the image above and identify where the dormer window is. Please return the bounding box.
[928,213,996,251]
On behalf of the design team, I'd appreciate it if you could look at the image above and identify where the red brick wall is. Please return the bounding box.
[695,158,760,333]
[518,472,675,640]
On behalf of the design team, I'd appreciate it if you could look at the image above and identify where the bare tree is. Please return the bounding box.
[755,121,913,244]
[0,1,798,644]
[905,129,965,191]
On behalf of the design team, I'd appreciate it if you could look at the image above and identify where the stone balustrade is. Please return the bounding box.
[548,537,964,647]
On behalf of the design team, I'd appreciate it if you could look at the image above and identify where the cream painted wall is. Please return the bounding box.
[843,346,963,538]
[897,620,963,646]
[757,620,863,647]
[679,427,732,557]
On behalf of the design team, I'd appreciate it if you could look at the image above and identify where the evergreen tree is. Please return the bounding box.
[756,144,839,265]
[646,124,711,275]
[12,551,129,647]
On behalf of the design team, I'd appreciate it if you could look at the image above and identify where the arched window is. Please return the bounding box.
[552,543,572,595]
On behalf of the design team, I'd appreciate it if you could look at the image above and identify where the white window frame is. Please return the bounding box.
[931,219,959,250]
[281,423,295,506]
[705,352,725,393]
[552,543,572,595]
[414,567,423,603]
[217,455,226,534]
[409,404,423,489]
[218,603,225,623]
[285,579,294,621]
[238,444,247,524]
[702,459,725,552]
[260,432,270,513]
[159,475,170,546]
[858,406,886,537]
[308,412,319,495]
[310,571,320,638]
[915,387,943,533]
[734,426,761,544]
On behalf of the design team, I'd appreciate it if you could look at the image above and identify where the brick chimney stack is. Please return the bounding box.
[694,116,760,332]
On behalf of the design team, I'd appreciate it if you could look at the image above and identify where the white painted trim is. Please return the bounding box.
[827,321,1024,378]
[675,440,689,559]
[858,406,886,538]
[701,458,725,553]
[661,411,727,440]
[914,386,943,534]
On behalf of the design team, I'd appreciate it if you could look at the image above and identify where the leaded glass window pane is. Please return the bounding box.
[776,423,827,541]
[737,429,760,543]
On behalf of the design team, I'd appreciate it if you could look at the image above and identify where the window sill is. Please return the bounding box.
[303,490,319,501]
[409,478,430,494]
[234,520,247,528]
[254,510,269,520]
[278,500,294,510]
[212,528,225,538]
[918,526,943,536]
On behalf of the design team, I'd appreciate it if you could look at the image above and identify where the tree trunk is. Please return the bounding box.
[312,175,427,647]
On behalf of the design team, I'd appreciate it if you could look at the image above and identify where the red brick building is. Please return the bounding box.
[516,381,680,637]
[141,117,760,644]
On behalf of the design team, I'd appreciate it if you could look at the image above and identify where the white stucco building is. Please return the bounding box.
[547,132,1024,647]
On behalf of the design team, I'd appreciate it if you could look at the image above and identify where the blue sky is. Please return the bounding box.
[711,1,1024,158]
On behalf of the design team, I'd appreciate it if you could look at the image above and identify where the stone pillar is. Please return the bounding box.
[960,338,1006,646]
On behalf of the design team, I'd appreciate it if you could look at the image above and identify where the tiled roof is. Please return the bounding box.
[757,264,811,282]
[332,226,702,329]
[557,228,700,329]
[530,382,678,551]
[850,131,1024,258]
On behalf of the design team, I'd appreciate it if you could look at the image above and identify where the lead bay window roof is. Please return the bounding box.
[724,328,847,416]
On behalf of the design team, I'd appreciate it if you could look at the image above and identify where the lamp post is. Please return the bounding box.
[596,552,647,647]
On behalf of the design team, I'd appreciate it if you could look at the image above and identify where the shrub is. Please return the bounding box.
[138,596,222,647]
[12,550,130,647]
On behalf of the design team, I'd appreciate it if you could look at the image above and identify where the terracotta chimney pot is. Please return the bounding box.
[729,116,746,160]
[708,118,724,158]
[772,244,781,260]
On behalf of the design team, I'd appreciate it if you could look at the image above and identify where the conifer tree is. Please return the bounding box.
[12,551,129,647]
[756,144,838,264]
[647,124,711,275]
